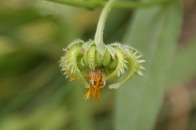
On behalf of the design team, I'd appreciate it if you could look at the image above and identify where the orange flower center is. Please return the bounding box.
[84,69,105,101]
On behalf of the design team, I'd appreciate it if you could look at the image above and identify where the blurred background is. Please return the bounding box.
[0,0,195,130]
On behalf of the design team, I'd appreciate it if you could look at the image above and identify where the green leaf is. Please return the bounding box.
[114,1,182,130]
[169,39,196,83]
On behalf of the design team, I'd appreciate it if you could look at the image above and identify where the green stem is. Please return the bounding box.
[46,0,170,10]
[94,0,116,45]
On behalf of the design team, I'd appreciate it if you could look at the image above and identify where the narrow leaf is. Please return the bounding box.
[115,1,182,130]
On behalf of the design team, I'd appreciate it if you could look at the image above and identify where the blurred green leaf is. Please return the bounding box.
[0,49,48,78]
[46,0,170,10]
[170,39,196,83]
[115,1,182,130]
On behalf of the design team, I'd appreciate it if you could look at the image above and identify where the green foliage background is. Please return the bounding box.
[0,0,196,130]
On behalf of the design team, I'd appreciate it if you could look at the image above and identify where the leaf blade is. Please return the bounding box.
[115,1,182,130]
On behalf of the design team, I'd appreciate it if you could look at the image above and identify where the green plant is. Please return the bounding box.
[59,0,145,101]
[1,0,196,130]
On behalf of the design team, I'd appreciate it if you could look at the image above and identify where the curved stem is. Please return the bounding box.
[46,0,170,10]
[94,0,116,45]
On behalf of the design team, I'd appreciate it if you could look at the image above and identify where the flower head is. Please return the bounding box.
[59,39,145,101]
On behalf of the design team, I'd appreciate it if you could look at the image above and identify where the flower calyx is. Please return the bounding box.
[59,39,145,101]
